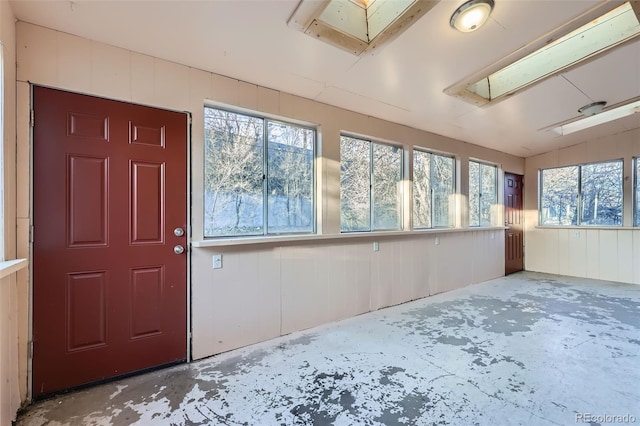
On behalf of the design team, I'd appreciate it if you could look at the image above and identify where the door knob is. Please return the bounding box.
[174,227,185,237]
[174,245,185,255]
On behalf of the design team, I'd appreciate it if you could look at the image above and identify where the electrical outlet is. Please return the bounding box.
[212,254,223,269]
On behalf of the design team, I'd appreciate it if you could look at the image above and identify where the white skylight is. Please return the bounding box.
[446,1,640,105]
[288,0,437,56]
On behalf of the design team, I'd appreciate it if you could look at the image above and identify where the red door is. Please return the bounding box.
[504,172,524,274]
[32,86,188,398]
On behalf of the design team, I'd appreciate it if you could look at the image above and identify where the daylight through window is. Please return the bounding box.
[340,135,402,232]
[540,160,623,226]
[204,107,315,237]
[469,161,497,227]
[413,150,455,229]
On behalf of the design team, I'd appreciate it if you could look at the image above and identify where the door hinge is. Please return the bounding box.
[30,110,35,127]
[30,225,35,243]
[28,341,34,359]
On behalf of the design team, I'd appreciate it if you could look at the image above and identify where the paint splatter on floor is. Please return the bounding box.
[17,272,640,425]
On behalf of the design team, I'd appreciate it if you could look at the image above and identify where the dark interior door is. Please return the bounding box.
[504,172,524,274]
[33,86,188,398]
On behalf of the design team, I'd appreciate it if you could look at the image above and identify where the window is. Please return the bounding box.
[413,150,455,228]
[635,158,640,226]
[540,160,623,226]
[204,107,315,237]
[540,166,578,225]
[340,135,402,232]
[469,161,497,227]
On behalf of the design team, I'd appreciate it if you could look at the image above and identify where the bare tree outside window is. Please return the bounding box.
[580,161,622,226]
[204,108,264,236]
[413,150,431,228]
[540,160,622,226]
[469,161,480,226]
[373,143,402,230]
[413,150,454,229]
[340,137,371,231]
[433,154,454,227]
[204,107,315,237]
[340,136,402,232]
[267,122,314,233]
[469,161,497,226]
[481,163,497,225]
[540,166,578,225]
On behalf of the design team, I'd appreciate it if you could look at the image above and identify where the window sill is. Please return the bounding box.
[535,226,639,231]
[191,227,506,248]
[0,259,28,280]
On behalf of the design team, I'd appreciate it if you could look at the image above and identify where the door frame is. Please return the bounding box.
[27,84,193,400]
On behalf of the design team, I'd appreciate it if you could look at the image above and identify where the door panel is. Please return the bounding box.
[33,86,187,398]
[130,161,164,243]
[68,155,108,246]
[504,172,524,274]
[67,272,107,351]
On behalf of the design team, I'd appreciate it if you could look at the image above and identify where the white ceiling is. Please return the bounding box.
[9,0,640,158]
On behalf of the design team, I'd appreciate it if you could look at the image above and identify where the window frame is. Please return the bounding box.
[412,148,455,229]
[469,159,498,227]
[538,158,624,227]
[203,105,317,238]
[340,134,404,233]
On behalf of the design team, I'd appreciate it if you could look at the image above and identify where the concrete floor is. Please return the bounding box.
[17,272,640,425]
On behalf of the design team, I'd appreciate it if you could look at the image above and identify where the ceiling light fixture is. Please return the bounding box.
[450,0,495,33]
[553,99,640,136]
[578,101,607,117]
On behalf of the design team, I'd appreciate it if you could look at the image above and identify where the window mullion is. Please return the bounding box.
[429,153,435,228]
[478,163,484,226]
[399,149,404,230]
[577,165,582,226]
[369,142,374,232]
[262,119,269,235]
[451,158,456,227]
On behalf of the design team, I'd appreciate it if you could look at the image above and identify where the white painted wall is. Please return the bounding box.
[0,0,20,423]
[524,128,640,284]
[192,229,505,358]
[14,21,524,399]
[0,273,19,426]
